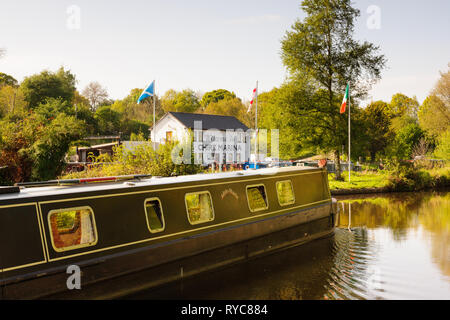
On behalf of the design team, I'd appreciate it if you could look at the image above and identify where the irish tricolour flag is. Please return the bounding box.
[340,84,349,114]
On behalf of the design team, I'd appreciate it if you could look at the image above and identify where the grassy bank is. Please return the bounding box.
[329,167,450,194]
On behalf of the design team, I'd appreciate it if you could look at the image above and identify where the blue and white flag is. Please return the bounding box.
[137,80,155,103]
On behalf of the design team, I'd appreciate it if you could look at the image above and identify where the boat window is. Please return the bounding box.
[144,198,165,233]
[276,180,295,206]
[48,207,97,252]
[185,191,214,225]
[246,184,268,212]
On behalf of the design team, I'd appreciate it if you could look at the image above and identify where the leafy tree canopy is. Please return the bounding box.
[434,128,450,160]
[0,85,27,117]
[0,72,18,88]
[200,89,236,108]
[387,93,419,119]
[161,89,200,113]
[419,67,450,140]
[203,97,248,124]
[280,0,386,178]
[418,94,450,139]
[0,112,85,183]
[386,121,424,160]
[94,105,121,135]
[20,67,76,108]
[361,101,393,161]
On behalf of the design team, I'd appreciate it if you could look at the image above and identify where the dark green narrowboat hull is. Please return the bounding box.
[0,167,336,299]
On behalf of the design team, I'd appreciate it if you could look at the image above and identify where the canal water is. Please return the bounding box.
[126,191,450,300]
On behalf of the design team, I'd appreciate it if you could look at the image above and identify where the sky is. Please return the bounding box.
[0,0,449,106]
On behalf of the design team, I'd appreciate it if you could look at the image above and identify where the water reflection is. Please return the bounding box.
[126,191,450,300]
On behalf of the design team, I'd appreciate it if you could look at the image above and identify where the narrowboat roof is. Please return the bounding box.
[0,166,322,201]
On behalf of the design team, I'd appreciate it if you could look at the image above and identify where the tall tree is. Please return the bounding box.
[200,89,236,109]
[281,0,386,179]
[203,97,245,118]
[20,67,76,108]
[419,66,450,140]
[387,93,419,119]
[361,101,393,161]
[94,105,121,135]
[418,94,450,140]
[0,73,18,88]
[0,85,27,116]
[0,112,84,183]
[161,89,201,113]
[432,64,450,110]
[111,88,163,125]
[82,81,109,111]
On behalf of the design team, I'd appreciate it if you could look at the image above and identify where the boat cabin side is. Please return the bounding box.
[0,167,333,286]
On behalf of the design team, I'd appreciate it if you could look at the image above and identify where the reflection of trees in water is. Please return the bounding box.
[337,191,450,282]
[418,194,450,277]
[337,191,447,241]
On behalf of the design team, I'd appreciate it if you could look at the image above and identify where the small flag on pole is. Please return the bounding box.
[247,87,257,113]
[137,81,155,104]
[340,83,349,114]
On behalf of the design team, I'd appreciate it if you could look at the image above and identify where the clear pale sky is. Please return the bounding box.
[0,0,449,106]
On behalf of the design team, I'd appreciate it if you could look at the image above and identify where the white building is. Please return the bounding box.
[150,112,252,165]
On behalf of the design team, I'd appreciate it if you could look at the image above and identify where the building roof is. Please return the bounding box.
[168,112,249,131]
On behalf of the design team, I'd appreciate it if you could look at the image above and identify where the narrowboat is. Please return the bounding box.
[0,166,336,299]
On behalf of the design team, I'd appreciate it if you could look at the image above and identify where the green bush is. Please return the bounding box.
[386,159,449,191]
[62,139,204,179]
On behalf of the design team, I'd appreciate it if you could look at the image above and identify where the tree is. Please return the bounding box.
[0,112,84,183]
[432,64,450,110]
[0,73,18,88]
[387,93,420,119]
[419,67,450,141]
[203,97,247,120]
[418,94,450,140]
[82,81,109,111]
[34,98,74,120]
[280,0,386,179]
[111,88,163,125]
[20,67,76,108]
[161,89,201,113]
[0,85,27,117]
[30,114,85,180]
[386,120,424,160]
[257,83,315,159]
[434,128,450,160]
[200,89,236,109]
[94,105,121,135]
[361,101,393,161]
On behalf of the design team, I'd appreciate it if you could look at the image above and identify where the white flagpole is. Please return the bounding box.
[254,81,258,168]
[348,82,351,183]
[153,80,156,149]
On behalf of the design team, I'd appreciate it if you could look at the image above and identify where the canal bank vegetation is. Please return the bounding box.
[329,161,450,194]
